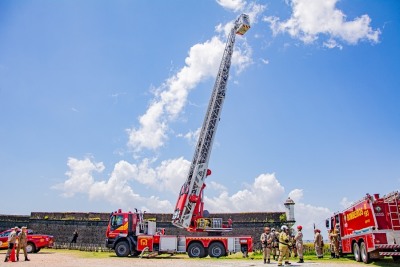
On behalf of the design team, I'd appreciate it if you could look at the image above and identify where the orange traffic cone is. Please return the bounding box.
[9,244,16,262]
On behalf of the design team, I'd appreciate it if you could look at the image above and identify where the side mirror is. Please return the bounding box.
[325,219,330,228]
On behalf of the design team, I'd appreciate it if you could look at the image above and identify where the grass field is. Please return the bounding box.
[46,248,400,266]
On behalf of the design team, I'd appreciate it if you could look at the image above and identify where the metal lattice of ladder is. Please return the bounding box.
[383,191,400,230]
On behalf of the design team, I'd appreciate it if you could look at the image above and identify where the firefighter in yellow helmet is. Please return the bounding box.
[278,225,291,266]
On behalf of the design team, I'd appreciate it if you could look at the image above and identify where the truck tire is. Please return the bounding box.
[115,241,130,257]
[208,242,226,258]
[360,242,371,264]
[187,242,206,258]
[393,256,400,262]
[353,242,361,262]
[26,242,36,254]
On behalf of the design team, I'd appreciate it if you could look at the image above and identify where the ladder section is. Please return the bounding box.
[388,202,400,230]
[383,191,400,231]
[171,14,250,230]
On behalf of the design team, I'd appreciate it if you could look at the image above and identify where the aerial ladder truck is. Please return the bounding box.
[105,14,252,258]
[171,13,250,233]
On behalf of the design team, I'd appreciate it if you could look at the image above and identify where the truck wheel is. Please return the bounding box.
[353,242,361,262]
[187,243,205,258]
[360,242,371,263]
[208,242,225,258]
[115,241,130,257]
[393,256,400,262]
[26,242,36,254]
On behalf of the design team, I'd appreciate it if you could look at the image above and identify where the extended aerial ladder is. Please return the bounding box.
[171,14,250,232]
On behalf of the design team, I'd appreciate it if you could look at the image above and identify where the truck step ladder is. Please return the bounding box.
[383,191,400,231]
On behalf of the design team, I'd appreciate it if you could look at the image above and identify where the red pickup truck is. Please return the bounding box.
[0,228,54,253]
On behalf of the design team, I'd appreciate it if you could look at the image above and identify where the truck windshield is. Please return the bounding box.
[110,215,124,229]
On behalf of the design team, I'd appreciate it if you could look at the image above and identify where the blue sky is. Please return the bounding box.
[1,0,399,239]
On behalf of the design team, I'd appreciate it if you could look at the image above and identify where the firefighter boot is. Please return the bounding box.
[267,259,270,264]
[25,257,30,261]
[264,259,266,264]
[297,258,304,263]
[285,261,291,265]
[4,256,9,262]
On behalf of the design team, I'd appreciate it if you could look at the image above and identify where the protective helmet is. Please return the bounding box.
[281,225,288,231]
[271,228,275,231]
[297,225,302,230]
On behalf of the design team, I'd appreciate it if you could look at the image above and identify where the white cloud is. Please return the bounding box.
[323,38,343,50]
[295,202,331,240]
[264,0,380,48]
[245,2,267,25]
[340,196,353,208]
[216,0,246,12]
[261,58,269,64]
[288,188,303,202]
[208,181,228,192]
[177,127,201,146]
[55,156,190,212]
[205,173,285,212]
[53,157,104,197]
[203,173,331,239]
[127,33,251,153]
[56,160,330,239]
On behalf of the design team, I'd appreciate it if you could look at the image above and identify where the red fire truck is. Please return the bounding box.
[105,14,253,258]
[326,191,400,263]
[105,209,252,258]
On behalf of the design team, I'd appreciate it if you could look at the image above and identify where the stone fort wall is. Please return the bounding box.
[0,211,286,247]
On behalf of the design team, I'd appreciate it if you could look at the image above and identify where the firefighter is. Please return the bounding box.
[277,225,291,266]
[314,229,324,258]
[270,228,279,260]
[294,225,304,263]
[4,227,18,262]
[260,227,272,264]
[328,229,335,258]
[16,226,30,261]
[329,228,340,258]
[289,233,297,258]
